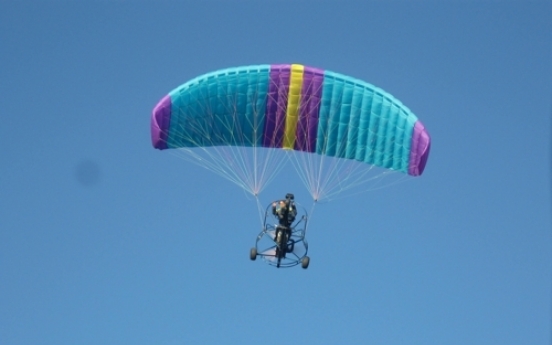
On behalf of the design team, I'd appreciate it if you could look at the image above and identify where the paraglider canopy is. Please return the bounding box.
[151,64,430,201]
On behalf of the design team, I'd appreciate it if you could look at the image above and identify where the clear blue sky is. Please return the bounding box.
[1,1,551,344]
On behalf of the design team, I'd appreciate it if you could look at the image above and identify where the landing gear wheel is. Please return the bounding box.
[250,247,257,261]
[301,256,310,269]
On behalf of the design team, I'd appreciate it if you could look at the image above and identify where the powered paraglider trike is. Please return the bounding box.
[150,63,431,269]
[249,194,310,269]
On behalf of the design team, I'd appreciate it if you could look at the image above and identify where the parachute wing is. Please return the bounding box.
[151,64,430,199]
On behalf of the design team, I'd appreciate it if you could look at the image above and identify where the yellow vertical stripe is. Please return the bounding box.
[283,64,304,149]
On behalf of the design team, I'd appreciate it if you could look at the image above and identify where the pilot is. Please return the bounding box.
[272,193,297,226]
[271,193,298,257]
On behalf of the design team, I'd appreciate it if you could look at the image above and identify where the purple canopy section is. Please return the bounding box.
[294,66,324,153]
[262,64,291,148]
[408,121,431,176]
[261,64,324,152]
[151,95,172,150]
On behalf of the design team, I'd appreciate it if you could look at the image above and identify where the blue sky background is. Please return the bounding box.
[1,1,551,344]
